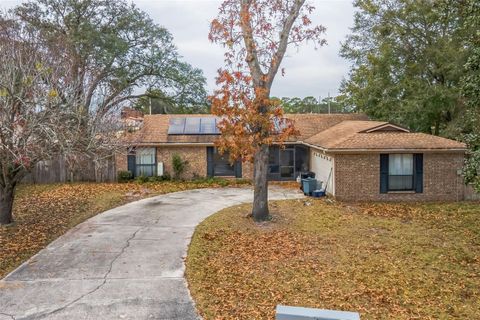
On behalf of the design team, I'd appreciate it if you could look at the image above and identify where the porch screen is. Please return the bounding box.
[135,148,156,177]
[388,154,413,191]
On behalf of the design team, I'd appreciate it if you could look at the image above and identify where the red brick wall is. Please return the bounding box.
[117,146,256,180]
[115,151,128,172]
[334,152,465,201]
[157,146,207,179]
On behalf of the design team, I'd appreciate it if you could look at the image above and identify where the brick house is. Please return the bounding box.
[117,113,467,201]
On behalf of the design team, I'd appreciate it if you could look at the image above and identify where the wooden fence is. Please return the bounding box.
[465,184,480,201]
[22,156,117,184]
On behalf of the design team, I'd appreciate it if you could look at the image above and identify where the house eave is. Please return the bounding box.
[328,148,467,154]
[128,141,467,154]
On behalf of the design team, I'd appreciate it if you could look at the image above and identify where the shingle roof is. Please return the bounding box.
[331,132,467,150]
[128,113,369,144]
[129,114,218,144]
[126,113,466,151]
[304,120,387,148]
[304,120,466,151]
[283,113,370,140]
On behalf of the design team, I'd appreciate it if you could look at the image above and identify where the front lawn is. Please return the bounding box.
[0,178,250,279]
[186,199,480,319]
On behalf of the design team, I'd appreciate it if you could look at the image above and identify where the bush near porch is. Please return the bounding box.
[0,178,250,279]
[186,199,480,320]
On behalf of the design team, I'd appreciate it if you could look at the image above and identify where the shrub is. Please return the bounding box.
[146,174,171,183]
[162,172,171,181]
[135,175,149,184]
[147,176,161,183]
[117,170,133,183]
[172,154,188,180]
[217,178,230,187]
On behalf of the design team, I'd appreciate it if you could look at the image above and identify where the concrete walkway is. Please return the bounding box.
[0,187,303,320]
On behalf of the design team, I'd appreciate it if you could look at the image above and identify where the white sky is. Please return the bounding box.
[1,0,355,99]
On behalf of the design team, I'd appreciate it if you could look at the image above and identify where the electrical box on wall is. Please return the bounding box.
[157,162,164,176]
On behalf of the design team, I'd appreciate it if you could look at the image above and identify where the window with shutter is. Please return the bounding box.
[388,154,414,191]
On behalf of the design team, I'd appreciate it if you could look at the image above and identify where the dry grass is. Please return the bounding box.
[186,199,480,319]
[0,179,250,279]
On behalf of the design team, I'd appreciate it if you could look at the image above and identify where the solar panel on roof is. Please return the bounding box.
[184,117,201,134]
[167,116,221,135]
[167,117,185,134]
[200,117,218,134]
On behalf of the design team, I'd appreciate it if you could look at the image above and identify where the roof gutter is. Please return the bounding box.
[328,148,467,154]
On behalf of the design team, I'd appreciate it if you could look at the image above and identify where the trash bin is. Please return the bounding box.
[312,189,326,197]
[299,172,316,191]
[302,178,317,196]
[301,171,316,179]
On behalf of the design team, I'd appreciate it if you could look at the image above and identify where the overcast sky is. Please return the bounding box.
[1,0,355,99]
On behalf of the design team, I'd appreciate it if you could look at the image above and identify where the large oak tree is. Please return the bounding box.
[13,0,208,179]
[209,0,325,220]
[0,0,208,224]
[14,0,207,116]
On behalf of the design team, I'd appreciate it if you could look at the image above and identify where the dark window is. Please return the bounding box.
[295,145,309,173]
[268,146,280,174]
[279,148,294,178]
[213,149,235,176]
[267,145,309,181]
[388,154,414,191]
[135,148,156,177]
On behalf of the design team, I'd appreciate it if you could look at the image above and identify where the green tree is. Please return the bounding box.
[277,96,350,113]
[340,0,471,135]
[462,0,480,191]
[12,0,208,179]
[134,87,209,115]
[14,0,207,115]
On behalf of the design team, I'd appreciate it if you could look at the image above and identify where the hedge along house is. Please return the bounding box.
[117,113,468,201]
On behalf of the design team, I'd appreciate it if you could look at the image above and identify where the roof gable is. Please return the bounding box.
[361,123,410,133]
[304,120,465,151]
[304,120,387,149]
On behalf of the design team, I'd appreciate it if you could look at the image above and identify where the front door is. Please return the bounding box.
[207,147,242,178]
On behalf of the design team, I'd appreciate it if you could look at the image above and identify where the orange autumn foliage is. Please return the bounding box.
[208,0,326,163]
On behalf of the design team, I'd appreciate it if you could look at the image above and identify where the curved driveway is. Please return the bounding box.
[0,187,303,320]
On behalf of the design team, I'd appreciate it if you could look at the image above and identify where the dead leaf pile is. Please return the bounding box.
[186,200,480,319]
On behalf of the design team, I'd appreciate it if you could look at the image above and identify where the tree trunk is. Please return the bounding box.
[0,185,15,225]
[252,145,269,221]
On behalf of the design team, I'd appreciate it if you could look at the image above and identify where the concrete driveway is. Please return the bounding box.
[0,186,303,320]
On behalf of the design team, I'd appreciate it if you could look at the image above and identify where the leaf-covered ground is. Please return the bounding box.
[0,179,250,279]
[186,199,480,319]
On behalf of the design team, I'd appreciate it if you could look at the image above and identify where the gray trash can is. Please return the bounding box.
[301,178,317,196]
